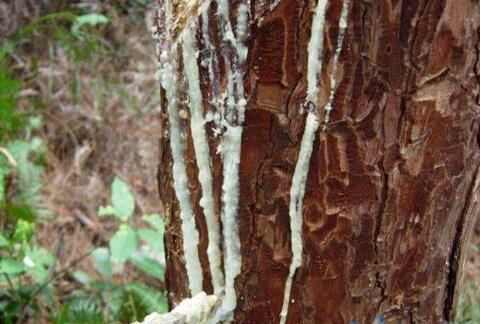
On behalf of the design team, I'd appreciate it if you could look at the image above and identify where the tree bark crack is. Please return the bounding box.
[474,26,480,106]
[373,89,389,312]
[443,162,480,321]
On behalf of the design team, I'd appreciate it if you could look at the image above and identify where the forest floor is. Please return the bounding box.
[2,1,166,322]
[1,0,479,322]
[32,2,163,286]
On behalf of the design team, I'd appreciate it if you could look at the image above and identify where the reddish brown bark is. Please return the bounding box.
[157,0,480,322]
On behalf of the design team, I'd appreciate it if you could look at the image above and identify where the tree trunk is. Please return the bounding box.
[154,0,480,322]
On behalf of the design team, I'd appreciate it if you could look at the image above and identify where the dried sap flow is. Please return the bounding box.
[279,0,350,322]
[155,0,250,320]
[155,0,351,322]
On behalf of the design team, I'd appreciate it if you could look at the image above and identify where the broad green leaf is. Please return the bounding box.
[111,177,135,221]
[92,248,112,278]
[109,224,138,262]
[72,271,91,285]
[0,258,25,274]
[0,233,9,248]
[138,228,164,252]
[98,205,115,217]
[142,214,164,233]
[128,253,164,280]
[25,246,55,282]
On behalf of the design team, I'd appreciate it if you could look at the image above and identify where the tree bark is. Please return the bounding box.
[155,0,480,323]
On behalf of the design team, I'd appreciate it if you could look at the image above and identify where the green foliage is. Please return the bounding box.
[0,28,51,322]
[99,177,136,221]
[71,14,109,40]
[0,7,165,322]
[456,284,480,323]
[53,293,105,324]
[98,177,165,281]
[48,177,167,323]
[0,65,22,142]
[0,259,26,275]
[92,248,113,278]
[110,224,138,262]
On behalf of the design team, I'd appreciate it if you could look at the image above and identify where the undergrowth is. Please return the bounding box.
[0,2,166,323]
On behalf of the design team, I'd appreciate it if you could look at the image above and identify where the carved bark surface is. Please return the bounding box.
[156,0,480,323]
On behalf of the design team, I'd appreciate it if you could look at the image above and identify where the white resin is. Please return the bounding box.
[269,0,282,11]
[306,0,329,103]
[201,8,216,88]
[212,0,250,321]
[139,292,218,324]
[182,21,225,296]
[215,123,244,322]
[324,0,350,123]
[279,112,319,324]
[159,43,204,295]
[280,0,343,322]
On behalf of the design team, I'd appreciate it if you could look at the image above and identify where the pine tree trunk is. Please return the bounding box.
[155,0,480,322]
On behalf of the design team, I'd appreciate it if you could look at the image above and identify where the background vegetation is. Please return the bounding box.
[0,0,478,323]
[0,1,166,323]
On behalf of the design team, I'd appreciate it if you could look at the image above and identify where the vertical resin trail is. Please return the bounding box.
[181,20,225,296]
[324,0,350,124]
[212,0,250,321]
[279,0,350,322]
[156,2,204,296]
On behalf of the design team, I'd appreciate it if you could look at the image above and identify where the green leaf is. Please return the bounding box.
[128,253,164,280]
[0,258,25,274]
[0,234,9,248]
[74,14,109,27]
[142,214,164,233]
[5,203,35,222]
[0,155,9,206]
[107,288,127,318]
[71,14,109,39]
[6,139,45,212]
[98,205,115,217]
[72,271,91,285]
[24,246,55,282]
[138,228,164,252]
[27,116,42,130]
[126,283,168,314]
[12,219,35,243]
[0,65,22,141]
[109,224,138,262]
[92,248,112,278]
[111,177,135,221]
